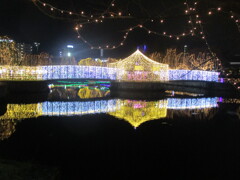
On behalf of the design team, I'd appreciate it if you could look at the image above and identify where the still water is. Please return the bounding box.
[0,81,240,179]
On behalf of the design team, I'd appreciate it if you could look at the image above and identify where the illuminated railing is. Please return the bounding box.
[0,65,220,82]
[169,70,219,82]
[0,66,43,80]
[0,65,117,80]
[41,66,116,80]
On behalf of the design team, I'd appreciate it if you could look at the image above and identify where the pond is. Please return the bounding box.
[0,81,239,179]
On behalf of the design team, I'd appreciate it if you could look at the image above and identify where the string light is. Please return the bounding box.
[31,0,240,88]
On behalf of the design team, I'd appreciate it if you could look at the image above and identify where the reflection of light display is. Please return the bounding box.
[0,119,17,141]
[0,97,221,140]
[169,70,219,82]
[77,87,109,99]
[42,100,117,116]
[167,98,219,109]
[108,99,168,128]
[0,104,42,120]
[109,50,169,82]
[0,98,220,120]
[0,98,219,127]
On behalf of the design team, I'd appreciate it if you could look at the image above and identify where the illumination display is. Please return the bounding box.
[169,70,219,82]
[109,50,169,81]
[0,64,219,82]
[42,66,116,80]
[0,66,43,80]
[0,65,117,80]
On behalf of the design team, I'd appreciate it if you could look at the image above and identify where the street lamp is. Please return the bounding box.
[34,42,40,54]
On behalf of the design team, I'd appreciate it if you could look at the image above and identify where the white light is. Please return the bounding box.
[67,52,71,57]
[67,45,74,48]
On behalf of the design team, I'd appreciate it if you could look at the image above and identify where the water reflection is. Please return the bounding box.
[0,97,222,138]
[48,80,111,100]
[109,99,168,128]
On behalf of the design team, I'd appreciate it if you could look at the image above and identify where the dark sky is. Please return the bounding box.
[0,0,240,62]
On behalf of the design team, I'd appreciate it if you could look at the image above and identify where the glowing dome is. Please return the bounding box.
[109,50,169,82]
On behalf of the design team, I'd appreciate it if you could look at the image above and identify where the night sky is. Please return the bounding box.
[0,0,240,62]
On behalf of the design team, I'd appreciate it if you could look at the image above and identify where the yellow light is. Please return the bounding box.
[0,104,42,120]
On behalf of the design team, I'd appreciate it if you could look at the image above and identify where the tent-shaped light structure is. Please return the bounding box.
[109,49,169,81]
[108,99,168,128]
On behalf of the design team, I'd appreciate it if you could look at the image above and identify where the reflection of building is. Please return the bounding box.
[0,97,220,140]
[108,99,168,128]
